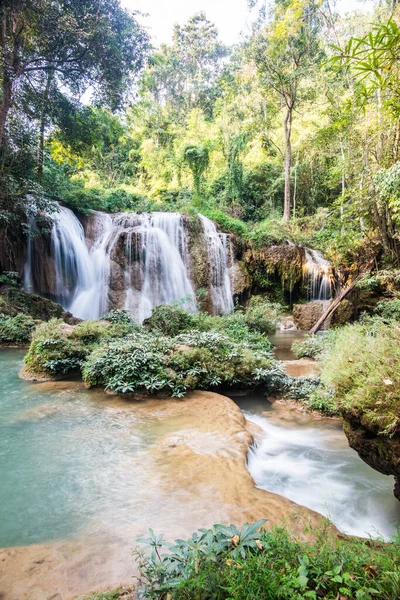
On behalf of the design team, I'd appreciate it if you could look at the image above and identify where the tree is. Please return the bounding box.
[183,144,210,204]
[250,0,323,221]
[0,0,149,150]
[141,13,227,120]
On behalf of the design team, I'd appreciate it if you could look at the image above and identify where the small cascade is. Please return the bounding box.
[68,211,113,320]
[303,249,333,302]
[23,215,36,294]
[199,215,234,315]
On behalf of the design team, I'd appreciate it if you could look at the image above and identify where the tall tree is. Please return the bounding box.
[250,0,323,221]
[141,13,227,120]
[0,0,149,149]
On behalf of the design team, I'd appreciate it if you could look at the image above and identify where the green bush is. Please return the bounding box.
[135,522,400,600]
[244,295,282,334]
[143,301,279,353]
[24,319,88,376]
[291,335,331,360]
[0,313,36,343]
[375,298,400,322]
[320,319,400,434]
[145,304,197,336]
[82,329,283,397]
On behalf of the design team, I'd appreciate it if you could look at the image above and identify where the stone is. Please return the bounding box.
[292,302,324,331]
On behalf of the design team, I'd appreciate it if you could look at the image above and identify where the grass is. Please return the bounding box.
[320,318,400,434]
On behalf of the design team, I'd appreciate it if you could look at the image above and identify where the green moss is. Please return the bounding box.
[245,245,304,294]
[0,285,65,320]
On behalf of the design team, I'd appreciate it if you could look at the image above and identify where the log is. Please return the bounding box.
[309,262,374,335]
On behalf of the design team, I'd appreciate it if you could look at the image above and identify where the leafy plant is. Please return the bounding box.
[135,522,400,599]
[0,313,36,343]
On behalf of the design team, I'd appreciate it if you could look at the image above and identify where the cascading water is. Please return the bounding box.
[51,206,96,315]
[23,206,233,322]
[199,215,234,315]
[111,212,196,323]
[303,248,332,302]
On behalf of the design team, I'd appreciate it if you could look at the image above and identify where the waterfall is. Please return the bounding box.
[199,215,234,315]
[303,249,332,302]
[113,212,196,323]
[23,206,230,322]
[23,215,36,294]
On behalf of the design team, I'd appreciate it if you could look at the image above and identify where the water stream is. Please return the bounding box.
[234,329,400,540]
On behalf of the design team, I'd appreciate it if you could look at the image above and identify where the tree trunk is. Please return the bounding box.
[37,68,54,177]
[0,75,12,148]
[283,106,292,222]
[309,260,375,335]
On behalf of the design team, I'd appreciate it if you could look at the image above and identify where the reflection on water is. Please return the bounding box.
[235,394,400,540]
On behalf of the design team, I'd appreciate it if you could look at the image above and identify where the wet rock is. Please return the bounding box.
[342,412,400,501]
[330,299,354,327]
[292,302,324,331]
[0,285,66,321]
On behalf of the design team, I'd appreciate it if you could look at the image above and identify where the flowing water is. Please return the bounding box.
[234,383,400,541]
[303,248,333,302]
[199,215,233,315]
[23,207,233,322]
[0,349,210,548]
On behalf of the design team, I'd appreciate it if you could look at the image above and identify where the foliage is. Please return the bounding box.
[244,295,282,334]
[23,317,133,376]
[135,522,400,599]
[82,327,282,398]
[291,334,331,360]
[375,298,400,322]
[0,313,36,344]
[146,304,197,336]
[146,300,281,352]
[320,319,400,434]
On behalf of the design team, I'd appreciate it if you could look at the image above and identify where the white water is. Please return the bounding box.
[304,248,332,302]
[112,212,196,322]
[24,207,234,322]
[243,406,400,540]
[199,215,234,315]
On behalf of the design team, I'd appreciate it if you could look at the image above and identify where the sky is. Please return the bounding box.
[121,0,375,46]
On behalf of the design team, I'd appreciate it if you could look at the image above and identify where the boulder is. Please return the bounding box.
[330,298,354,327]
[292,302,324,331]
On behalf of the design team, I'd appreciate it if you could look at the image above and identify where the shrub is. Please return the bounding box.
[375,298,400,322]
[291,334,332,360]
[145,304,197,336]
[82,329,283,397]
[320,319,400,434]
[244,296,282,334]
[135,522,400,600]
[0,313,36,343]
[103,309,134,325]
[24,319,88,376]
[143,302,278,353]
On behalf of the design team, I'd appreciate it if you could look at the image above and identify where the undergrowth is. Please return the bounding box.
[134,521,400,600]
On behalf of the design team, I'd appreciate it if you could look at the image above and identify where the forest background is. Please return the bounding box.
[1,0,400,273]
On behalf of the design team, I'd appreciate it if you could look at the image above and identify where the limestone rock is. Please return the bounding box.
[292,302,324,331]
[330,298,354,327]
